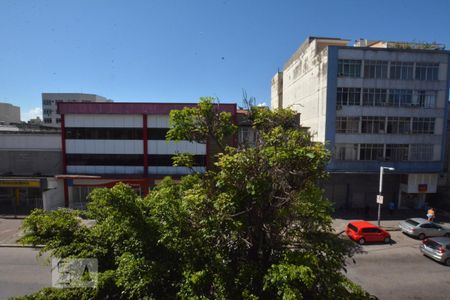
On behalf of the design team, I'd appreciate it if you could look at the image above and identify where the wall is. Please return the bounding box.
[0,103,20,124]
[281,39,329,142]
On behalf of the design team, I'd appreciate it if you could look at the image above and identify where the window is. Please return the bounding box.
[362,88,387,106]
[364,60,388,79]
[359,144,384,160]
[362,228,381,233]
[390,62,413,80]
[414,90,437,108]
[388,89,413,107]
[347,223,358,232]
[148,128,169,140]
[43,109,52,116]
[335,144,358,160]
[56,118,61,124]
[238,126,256,146]
[43,100,52,105]
[410,144,434,161]
[385,144,409,161]
[66,154,144,166]
[148,155,206,166]
[44,118,52,123]
[386,117,411,134]
[65,127,143,139]
[337,88,361,106]
[336,117,359,133]
[415,62,439,81]
[361,117,385,134]
[338,59,361,77]
[412,118,435,134]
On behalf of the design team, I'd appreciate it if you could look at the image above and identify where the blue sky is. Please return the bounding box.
[1,0,449,120]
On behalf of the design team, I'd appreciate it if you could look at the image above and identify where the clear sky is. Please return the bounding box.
[1,0,449,120]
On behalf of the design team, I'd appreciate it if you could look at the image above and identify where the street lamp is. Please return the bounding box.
[378,166,395,226]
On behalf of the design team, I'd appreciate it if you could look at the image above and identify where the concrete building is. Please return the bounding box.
[0,125,62,214]
[272,36,450,209]
[0,102,20,124]
[42,93,111,127]
[56,102,237,209]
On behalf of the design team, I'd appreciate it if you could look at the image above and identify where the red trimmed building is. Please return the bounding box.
[55,102,237,209]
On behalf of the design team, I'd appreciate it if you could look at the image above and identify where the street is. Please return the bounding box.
[0,248,51,300]
[346,230,450,300]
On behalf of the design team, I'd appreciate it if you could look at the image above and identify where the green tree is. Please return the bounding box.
[18,97,371,299]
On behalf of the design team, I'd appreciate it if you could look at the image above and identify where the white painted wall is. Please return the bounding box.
[43,178,64,210]
[65,114,142,128]
[66,140,143,154]
[0,133,61,150]
[148,140,206,155]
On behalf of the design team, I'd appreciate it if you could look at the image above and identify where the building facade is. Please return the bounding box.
[0,102,20,124]
[272,37,450,209]
[42,93,111,127]
[57,102,237,208]
[0,126,62,214]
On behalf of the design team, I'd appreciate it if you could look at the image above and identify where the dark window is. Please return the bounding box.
[420,223,432,228]
[423,239,440,250]
[359,144,384,161]
[338,60,361,77]
[385,144,408,161]
[415,63,439,81]
[65,128,143,139]
[412,118,435,134]
[347,223,358,232]
[148,128,169,140]
[66,154,143,166]
[362,228,380,233]
[405,219,419,226]
[364,60,388,79]
[362,88,387,106]
[148,155,206,166]
[390,62,414,80]
[388,89,413,107]
[337,88,361,106]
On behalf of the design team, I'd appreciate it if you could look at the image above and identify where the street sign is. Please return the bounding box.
[376,195,384,204]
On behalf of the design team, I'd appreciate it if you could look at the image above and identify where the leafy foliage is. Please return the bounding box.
[18,98,372,299]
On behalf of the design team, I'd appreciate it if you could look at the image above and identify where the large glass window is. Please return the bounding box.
[388,89,413,107]
[334,144,358,160]
[66,154,144,166]
[362,88,387,106]
[361,117,385,134]
[336,117,360,133]
[390,62,414,80]
[148,155,206,166]
[412,118,435,134]
[359,144,384,160]
[410,144,434,161]
[65,127,143,139]
[364,60,388,79]
[148,128,169,140]
[414,90,437,108]
[337,88,361,106]
[386,117,411,134]
[415,63,439,81]
[338,60,361,77]
[385,144,409,161]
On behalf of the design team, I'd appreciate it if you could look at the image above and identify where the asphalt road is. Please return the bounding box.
[345,231,450,300]
[0,247,51,300]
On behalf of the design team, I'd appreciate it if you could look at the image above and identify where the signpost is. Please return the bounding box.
[378,166,395,226]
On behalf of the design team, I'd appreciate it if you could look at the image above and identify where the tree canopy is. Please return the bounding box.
[18,97,371,299]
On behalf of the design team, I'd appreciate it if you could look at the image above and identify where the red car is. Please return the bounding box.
[346,221,391,245]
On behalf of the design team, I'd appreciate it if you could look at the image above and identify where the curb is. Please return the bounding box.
[0,243,44,248]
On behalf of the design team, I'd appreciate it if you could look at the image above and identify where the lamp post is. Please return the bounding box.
[378,166,395,226]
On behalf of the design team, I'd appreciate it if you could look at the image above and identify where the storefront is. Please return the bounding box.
[0,178,44,215]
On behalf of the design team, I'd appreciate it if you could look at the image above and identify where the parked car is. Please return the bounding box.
[399,218,450,240]
[345,221,391,245]
[420,237,450,266]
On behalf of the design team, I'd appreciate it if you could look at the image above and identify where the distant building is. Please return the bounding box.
[0,102,20,124]
[56,102,237,209]
[272,36,450,209]
[42,93,111,127]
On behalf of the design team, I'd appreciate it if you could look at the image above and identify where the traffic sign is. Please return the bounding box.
[376,195,384,204]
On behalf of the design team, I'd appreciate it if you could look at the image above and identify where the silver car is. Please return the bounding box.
[420,237,450,266]
[399,218,450,240]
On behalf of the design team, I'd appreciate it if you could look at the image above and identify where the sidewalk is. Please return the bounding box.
[0,218,23,246]
[333,208,450,233]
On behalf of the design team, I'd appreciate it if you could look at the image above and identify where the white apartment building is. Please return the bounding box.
[0,102,20,124]
[272,37,450,209]
[42,93,111,127]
